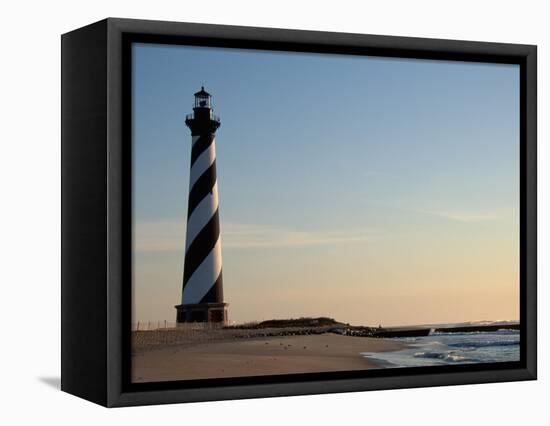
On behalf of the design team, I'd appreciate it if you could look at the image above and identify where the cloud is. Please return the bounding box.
[419,209,500,223]
[133,220,375,252]
[133,220,186,253]
[222,223,375,249]
[363,199,511,225]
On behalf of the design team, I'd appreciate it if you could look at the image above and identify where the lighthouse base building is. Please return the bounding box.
[175,87,229,325]
[175,302,228,324]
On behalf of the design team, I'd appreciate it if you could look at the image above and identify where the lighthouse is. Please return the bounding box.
[175,87,228,324]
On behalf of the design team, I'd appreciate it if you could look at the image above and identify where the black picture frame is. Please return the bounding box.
[61,17,537,407]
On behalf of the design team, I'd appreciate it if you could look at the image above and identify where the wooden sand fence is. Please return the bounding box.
[131,321,229,351]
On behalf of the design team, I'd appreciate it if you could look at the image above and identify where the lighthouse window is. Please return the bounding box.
[195,95,211,108]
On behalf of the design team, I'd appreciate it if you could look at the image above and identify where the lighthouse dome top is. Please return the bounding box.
[194,86,212,108]
[194,86,211,97]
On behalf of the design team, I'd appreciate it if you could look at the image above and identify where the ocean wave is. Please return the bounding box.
[413,351,475,363]
[362,330,521,368]
[432,320,518,328]
[446,340,519,349]
[432,329,519,336]
[495,329,520,334]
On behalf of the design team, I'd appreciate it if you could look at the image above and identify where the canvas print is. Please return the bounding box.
[131,43,520,383]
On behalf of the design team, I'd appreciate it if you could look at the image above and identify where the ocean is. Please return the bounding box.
[362,326,520,368]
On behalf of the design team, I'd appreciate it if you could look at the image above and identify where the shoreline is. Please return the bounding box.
[132,333,404,383]
[130,319,520,382]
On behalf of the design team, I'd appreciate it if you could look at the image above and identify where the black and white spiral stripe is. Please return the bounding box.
[181,133,223,304]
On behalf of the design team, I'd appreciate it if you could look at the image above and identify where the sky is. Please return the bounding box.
[132,42,520,327]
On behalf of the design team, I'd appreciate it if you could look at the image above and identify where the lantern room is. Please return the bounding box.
[194,86,212,109]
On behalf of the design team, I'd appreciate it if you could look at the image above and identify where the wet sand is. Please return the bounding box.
[132,333,404,383]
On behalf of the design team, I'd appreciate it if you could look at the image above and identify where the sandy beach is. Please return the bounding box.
[132,332,404,383]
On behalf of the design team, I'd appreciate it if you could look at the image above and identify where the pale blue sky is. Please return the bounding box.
[132,43,519,325]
